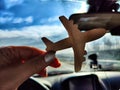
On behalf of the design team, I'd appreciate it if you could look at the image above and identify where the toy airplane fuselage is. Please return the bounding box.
[42,16,106,72]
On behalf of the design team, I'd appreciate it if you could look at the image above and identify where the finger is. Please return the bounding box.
[21,52,55,75]
[0,51,56,90]
[0,46,61,68]
[38,68,47,77]
[8,46,45,60]
[45,51,61,68]
[14,46,61,68]
[49,58,61,68]
[38,51,61,76]
[0,46,44,65]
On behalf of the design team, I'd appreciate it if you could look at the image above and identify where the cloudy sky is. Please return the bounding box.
[0,0,88,47]
[0,0,120,60]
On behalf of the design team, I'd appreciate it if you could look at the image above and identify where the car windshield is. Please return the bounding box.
[0,0,120,74]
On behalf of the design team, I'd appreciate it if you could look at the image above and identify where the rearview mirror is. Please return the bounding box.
[69,13,120,35]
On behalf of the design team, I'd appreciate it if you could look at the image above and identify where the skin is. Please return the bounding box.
[0,46,61,90]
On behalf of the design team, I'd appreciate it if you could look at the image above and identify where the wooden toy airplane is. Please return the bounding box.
[42,16,106,72]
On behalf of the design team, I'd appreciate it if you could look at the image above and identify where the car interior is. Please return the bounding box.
[0,0,120,90]
[18,12,120,90]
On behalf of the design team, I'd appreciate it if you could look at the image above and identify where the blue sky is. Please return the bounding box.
[0,0,120,60]
[0,0,88,29]
[0,0,88,47]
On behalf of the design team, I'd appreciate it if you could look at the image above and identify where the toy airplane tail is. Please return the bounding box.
[41,37,55,51]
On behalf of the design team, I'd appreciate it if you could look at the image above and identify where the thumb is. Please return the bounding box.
[24,51,56,73]
[17,51,56,87]
[0,51,55,90]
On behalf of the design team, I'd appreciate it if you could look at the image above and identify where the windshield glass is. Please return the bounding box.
[0,0,120,73]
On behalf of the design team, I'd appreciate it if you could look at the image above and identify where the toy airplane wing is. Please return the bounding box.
[42,16,106,72]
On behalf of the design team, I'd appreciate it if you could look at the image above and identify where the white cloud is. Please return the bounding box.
[0,25,67,39]
[12,17,23,23]
[0,17,11,24]
[0,16,33,24]
[0,25,119,52]
[25,16,33,23]
[40,16,59,24]
[77,1,88,13]
[4,0,24,9]
[0,25,68,50]
[86,33,120,51]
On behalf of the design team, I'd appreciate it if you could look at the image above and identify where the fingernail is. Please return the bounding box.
[44,51,55,63]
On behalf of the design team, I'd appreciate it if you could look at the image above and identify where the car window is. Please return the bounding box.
[0,0,120,72]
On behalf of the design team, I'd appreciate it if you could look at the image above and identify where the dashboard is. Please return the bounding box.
[18,71,120,90]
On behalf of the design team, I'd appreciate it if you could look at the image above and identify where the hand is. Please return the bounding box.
[0,46,61,90]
